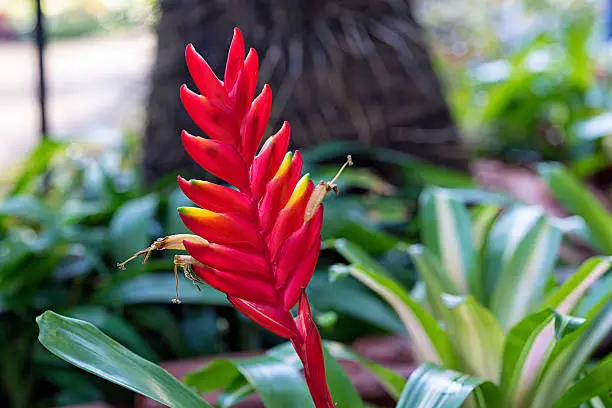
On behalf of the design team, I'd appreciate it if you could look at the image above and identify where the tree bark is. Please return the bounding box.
[143,0,469,184]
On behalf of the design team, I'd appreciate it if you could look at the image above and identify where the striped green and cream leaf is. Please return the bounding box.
[499,309,556,408]
[542,256,611,315]
[485,206,563,329]
[530,296,612,408]
[405,244,457,320]
[345,263,459,368]
[333,238,392,278]
[470,204,501,302]
[395,362,500,408]
[420,187,475,295]
[441,295,504,382]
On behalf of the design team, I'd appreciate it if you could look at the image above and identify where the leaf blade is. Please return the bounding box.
[37,311,211,408]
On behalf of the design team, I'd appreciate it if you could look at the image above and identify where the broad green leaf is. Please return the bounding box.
[98,273,229,305]
[471,204,501,254]
[265,342,364,407]
[66,306,158,361]
[333,238,393,277]
[324,341,406,400]
[166,188,193,234]
[37,311,211,408]
[530,296,612,408]
[368,147,476,188]
[323,347,365,408]
[216,377,253,407]
[128,306,191,357]
[347,264,458,368]
[310,274,404,333]
[487,206,562,329]
[442,295,504,382]
[108,194,159,263]
[396,362,499,408]
[0,195,54,224]
[420,188,475,294]
[542,257,611,315]
[552,354,612,408]
[539,162,612,252]
[405,244,456,319]
[500,309,555,408]
[8,139,66,196]
[184,355,315,408]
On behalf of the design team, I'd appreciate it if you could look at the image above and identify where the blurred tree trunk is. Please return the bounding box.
[143,0,468,184]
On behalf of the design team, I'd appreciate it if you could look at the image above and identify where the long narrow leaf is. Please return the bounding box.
[420,188,475,294]
[333,238,393,277]
[487,206,562,329]
[552,354,612,408]
[542,257,611,315]
[406,244,457,320]
[37,311,212,408]
[539,162,612,252]
[396,363,499,408]
[324,341,406,400]
[470,204,501,302]
[442,295,504,382]
[530,296,612,408]
[499,309,556,408]
[348,264,458,368]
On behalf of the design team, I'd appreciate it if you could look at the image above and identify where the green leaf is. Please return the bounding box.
[396,362,499,408]
[0,195,54,224]
[9,139,66,196]
[166,188,192,234]
[486,206,562,329]
[542,257,611,315]
[471,205,501,255]
[552,354,612,408]
[420,188,475,294]
[333,238,393,277]
[575,274,612,316]
[405,244,456,320]
[344,263,458,368]
[36,311,211,408]
[108,194,159,263]
[185,355,315,408]
[264,342,364,407]
[66,306,158,361]
[322,347,365,408]
[324,341,406,400]
[216,377,253,407]
[128,306,191,357]
[499,309,556,408]
[530,296,612,408]
[539,162,612,252]
[442,295,504,382]
[99,273,229,305]
[309,275,405,333]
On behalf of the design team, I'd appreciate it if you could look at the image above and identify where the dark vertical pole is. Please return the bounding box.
[34,0,47,138]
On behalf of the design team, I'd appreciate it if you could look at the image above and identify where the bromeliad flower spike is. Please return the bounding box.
[118,28,353,408]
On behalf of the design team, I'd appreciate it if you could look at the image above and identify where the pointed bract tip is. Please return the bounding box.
[185,43,196,57]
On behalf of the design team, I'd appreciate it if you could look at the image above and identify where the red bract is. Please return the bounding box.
[178,29,335,408]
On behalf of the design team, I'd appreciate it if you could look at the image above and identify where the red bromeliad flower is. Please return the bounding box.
[119,28,352,408]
